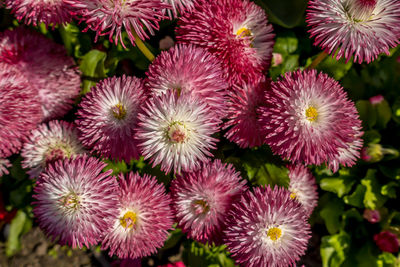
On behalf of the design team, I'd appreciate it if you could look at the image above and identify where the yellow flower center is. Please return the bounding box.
[120,211,137,229]
[191,199,210,215]
[111,103,127,120]
[267,227,282,241]
[305,106,318,122]
[61,193,80,211]
[236,27,253,38]
[290,192,296,199]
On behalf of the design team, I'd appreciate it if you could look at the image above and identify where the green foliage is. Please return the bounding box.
[6,210,32,256]
[79,49,107,94]
[255,0,307,28]
[182,241,236,267]
[321,231,350,267]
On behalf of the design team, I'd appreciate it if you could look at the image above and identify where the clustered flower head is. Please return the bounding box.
[170,160,247,244]
[76,75,146,162]
[5,0,73,27]
[65,0,171,47]
[0,27,81,121]
[260,69,363,168]
[21,120,86,178]
[101,172,173,259]
[176,0,275,86]
[307,0,400,63]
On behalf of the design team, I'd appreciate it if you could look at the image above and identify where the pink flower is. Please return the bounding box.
[0,65,42,158]
[307,0,400,63]
[162,0,197,18]
[158,262,185,267]
[363,209,381,224]
[272,53,283,67]
[146,44,228,119]
[224,186,311,267]
[21,120,86,179]
[137,90,220,174]
[374,231,399,253]
[76,75,146,162]
[101,172,173,259]
[259,69,362,167]
[223,79,269,148]
[288,165,318,217]
[33,156,118,248]
[65,0,170,47]
[369,95,384,105]
[5,0,73,27]
[0,27,80,121]
[176,0,275,86]
[170,160,247,244]
[0,159,11,177]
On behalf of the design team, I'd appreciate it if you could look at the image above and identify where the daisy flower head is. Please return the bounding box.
[21,120,86,179]
[224,79,270,148]
[76,75,146,162]
[0,65,42,158]
[307,0,400,64]
[33,156,118,248]
[146,44,228,119]
[288,165,318,217]
[0,27,81,121]
[162,0,197,18]
[170,159,247,244]
[5,0,73,27]
[260,69,362,166]
[101,172,173,259]
[176,0,275,86]
[65,0,170,47]
[224,186,311,267]
[137,90,220,174]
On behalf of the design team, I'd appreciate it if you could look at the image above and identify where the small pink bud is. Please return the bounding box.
[369,95,384,105]
[374,231,399,253]
[159,36,175,50]
[272,53,283,67]
[363,209,381,223]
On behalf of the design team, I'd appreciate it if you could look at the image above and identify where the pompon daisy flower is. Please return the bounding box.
[307,0,400,64]
[0,27,80,121]
[288,165,318,217]
[33,156,118,248]
[65,0,170,47]
[176,0,275,86]
[0,65,42,158]
[224,79,270,148]
[76,75,146,162]
[101,172,173,259]
[0,159,11,177]
[137,90,220,174]
[5,0,73,27]
[21,121,86,179]
[224,186,311,267]
[260,69,362,166]
[146,44,228,119]
[170,160,247,244]
[162,0,196,18]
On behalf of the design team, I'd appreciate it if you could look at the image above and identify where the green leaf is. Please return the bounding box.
[363,130,381,144]
[356,100,377,129]
[320,231,350,267]
[381,182,398,198]
[162,227,183,250]
[243,162,289,187]
[374,100,392,129]
[391,97,400,124]
[380,165,400,180]
[361,169,387,210]
[377,252,398,267]
[183,241,236,267]
[273,33,298,55]
[320,176,356,197]
[344,184,366,208]
[79,49,107,94]
[58,23,80,56]
[6,210,28,256]
[317,55,353,80]
[320,197,344,234]
[103,159,128,175]
[254,0,307,28]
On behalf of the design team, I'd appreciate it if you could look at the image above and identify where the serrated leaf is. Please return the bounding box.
[361,169,387,210]
[377,252,398,267]
[320,176,356,197]
[321,231,350,267]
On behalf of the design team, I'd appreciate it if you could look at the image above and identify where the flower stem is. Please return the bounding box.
[307,51,328,69]
[132,30,155,62]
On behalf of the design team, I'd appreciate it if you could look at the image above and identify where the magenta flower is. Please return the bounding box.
[0,27,81,121]
[374,231,399,253]
[176,0,275,86]
[369,95,384,105]
[21,121,86,179]
[170,160,247,244]
[146,44,228,119]
[307,0,400,63]
[224,186,311,267]
[0,159,11,177]
[0,65,42,158]
[5,0,73,27]
[137,90,220,174]
[363,209,381,224]
[223,79,269,148]
[33,156,118,248]
[76,75,146,162]
[288,165,318,217]
[260,69,362,166]
[101,172,173,259]
[162,0,197,18]
[65,0,170,47]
